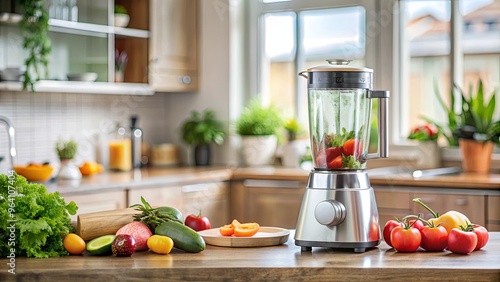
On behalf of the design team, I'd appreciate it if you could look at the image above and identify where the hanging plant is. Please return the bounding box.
[19,0,51,91]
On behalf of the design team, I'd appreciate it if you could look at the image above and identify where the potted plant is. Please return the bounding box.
[454,80,499,173]
[19,0,51,91]
[55,138,81,179]
[407,123,441,168]
[281,118,307,167]
[181,110,225,166]
[235,99,283,166]
[114,4,129,28]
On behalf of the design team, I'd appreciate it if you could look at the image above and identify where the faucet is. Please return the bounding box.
[0,116,16,169]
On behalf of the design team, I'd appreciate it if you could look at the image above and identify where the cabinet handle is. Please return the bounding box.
[243,180,303,189]
[455,198,468,206]
[180,76,192,84]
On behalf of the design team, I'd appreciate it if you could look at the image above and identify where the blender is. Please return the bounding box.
[294,59,389,253]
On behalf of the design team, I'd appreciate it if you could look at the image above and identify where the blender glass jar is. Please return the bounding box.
[309,88,372,170]
[299,59,389,171]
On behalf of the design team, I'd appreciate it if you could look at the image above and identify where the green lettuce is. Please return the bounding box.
[0,173,78,258]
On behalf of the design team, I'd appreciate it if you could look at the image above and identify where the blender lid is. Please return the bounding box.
[304,59,373,73]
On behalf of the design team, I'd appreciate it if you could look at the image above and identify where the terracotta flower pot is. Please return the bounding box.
[459,139,494,174]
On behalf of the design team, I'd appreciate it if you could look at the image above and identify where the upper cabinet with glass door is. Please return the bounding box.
[0,0,152,94]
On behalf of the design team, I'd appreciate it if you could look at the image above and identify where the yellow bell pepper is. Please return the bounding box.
[412,198,470,234]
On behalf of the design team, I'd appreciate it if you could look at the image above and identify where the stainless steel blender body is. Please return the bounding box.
[295,60,389,252]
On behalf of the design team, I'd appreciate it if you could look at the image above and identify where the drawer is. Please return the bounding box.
[63,190,127,221]
[375,190,412,210]
[413,192,486,226]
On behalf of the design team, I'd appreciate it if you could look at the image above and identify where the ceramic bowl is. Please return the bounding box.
[14,164,54,182]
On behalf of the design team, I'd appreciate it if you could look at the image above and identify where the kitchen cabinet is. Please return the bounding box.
[375,190,413,226]
[149,0,198,92]
[231,180,306,229]
[0,0,152,94]
[128,181,230,227]
[374,187,491,229]
[488,195,500,231]
[413,192,486,226]
[62,190,127,221]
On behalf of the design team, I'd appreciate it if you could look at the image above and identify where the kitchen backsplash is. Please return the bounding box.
[0,91,172,173]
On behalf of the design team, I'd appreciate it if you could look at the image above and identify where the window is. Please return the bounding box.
[248,0,500,161]
[398,0,500,147]
[253,1,371,128]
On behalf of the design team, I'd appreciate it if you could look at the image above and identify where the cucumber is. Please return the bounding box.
[155,221,205,253]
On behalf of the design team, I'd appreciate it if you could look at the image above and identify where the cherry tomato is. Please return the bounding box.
[325,147,342,162]
[234,223,260,237]
[390,226,421,253]
[327,155,343,169]
[409,219,425,231]
[184,212,211,231]
[448,228,477,255]
[420,225,448,252]
[383,220,401,247]
[473,224,489,250]
[342,139,363,157]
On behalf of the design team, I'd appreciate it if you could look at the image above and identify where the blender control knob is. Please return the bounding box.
[314,200,346,226]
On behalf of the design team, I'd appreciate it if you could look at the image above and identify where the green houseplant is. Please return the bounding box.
[235,99,283,166]
[19,0,51,91]
[455,80,499,173]
[114,4,130,28]
[55,139,81,180]
[181,110,225,166]
[424,80,499,173]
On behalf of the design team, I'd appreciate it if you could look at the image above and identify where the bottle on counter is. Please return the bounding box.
[108,124,132,171]
[130,115,143,169]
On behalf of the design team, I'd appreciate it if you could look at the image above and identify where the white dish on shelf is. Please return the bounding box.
[67,72,98,82]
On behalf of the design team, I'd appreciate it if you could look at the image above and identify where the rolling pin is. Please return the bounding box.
[77,208,141,240]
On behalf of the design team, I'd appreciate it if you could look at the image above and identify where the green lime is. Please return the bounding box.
[86,235,116,255]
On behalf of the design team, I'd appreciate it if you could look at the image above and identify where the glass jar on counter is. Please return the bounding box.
[108,126,132,171]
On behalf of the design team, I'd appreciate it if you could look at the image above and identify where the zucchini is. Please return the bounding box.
[156,206,183,223]
[155,221,206,253]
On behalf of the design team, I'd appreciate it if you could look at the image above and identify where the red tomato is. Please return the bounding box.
[325,147,342,162]
[409,219,425,231]
[448,228,477,254]
[342,139,363,157]
[184,212,211,231]
[420,225,448,252]
[383,220,401,248]
[327,155,343,169]
[473,224,489,250]
[390,226,421,253]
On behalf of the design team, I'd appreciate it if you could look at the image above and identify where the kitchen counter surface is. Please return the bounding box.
[2,232,499,281]
[232,167,500,190]
[39,166,500,197]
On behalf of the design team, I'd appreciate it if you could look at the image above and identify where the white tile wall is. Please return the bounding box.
[0,91,170,173]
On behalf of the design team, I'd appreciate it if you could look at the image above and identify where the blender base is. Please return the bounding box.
[295,240,379,253]
[294,171,381,253]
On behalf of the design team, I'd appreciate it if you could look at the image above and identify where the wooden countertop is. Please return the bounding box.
[2,232,499,281]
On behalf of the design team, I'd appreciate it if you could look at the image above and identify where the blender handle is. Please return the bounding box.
[298,71,308,79]
[364,90,390,161]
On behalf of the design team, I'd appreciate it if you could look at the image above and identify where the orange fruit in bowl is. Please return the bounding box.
[63,233,86,255]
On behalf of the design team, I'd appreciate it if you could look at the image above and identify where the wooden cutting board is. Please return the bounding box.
[77,208,141,240]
